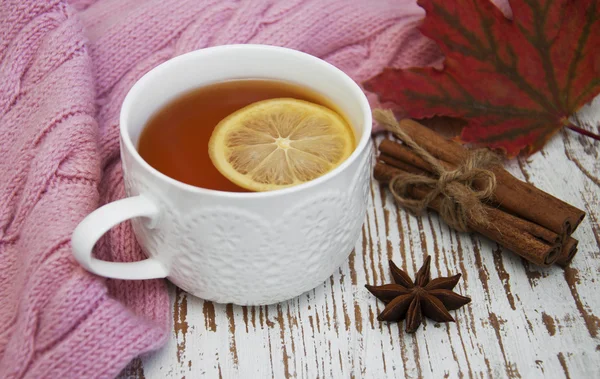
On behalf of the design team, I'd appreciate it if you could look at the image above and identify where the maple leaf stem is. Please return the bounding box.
[567,124,600,141]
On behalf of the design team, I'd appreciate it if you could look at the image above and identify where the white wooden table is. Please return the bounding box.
[120,97,600,379]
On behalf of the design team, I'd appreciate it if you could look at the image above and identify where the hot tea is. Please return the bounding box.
[138,79,355,192]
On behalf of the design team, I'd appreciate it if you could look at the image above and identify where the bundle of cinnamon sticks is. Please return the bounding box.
[374,115,585,267]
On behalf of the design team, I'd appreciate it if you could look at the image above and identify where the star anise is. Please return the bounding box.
[365,256,471,333]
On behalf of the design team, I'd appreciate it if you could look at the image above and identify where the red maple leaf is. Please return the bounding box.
[364,0,600,157]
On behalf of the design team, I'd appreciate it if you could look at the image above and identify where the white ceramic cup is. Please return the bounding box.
[71,44,373,305]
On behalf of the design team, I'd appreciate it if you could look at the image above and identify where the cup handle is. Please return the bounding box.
[71,195,169,280]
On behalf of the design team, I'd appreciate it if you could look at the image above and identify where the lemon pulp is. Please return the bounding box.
[208,98,355,192]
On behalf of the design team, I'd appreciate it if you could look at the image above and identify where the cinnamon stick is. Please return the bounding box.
[556,237,579,267]
[385,119,586,236]
[377,154,579,267]
[379,139,434,173]
[380,140,567,243]
[379,153,427,176]
[375,162,561,266]
[380,139,448,174]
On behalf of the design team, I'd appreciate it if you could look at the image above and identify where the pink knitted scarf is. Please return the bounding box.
[0,0,503,377]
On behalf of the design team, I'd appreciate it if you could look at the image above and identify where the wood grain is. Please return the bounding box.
[120,97,600,379]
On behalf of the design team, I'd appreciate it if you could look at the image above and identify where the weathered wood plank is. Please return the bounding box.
[121,97,600,379]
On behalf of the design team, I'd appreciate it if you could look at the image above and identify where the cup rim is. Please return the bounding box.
[120,44,372,198]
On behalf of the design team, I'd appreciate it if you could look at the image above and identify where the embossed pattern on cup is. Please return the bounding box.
[126,145,372,304]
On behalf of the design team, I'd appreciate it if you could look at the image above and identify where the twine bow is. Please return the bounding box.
[374,109,499,232]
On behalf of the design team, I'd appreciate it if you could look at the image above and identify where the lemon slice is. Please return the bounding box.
[208,98,355,192]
